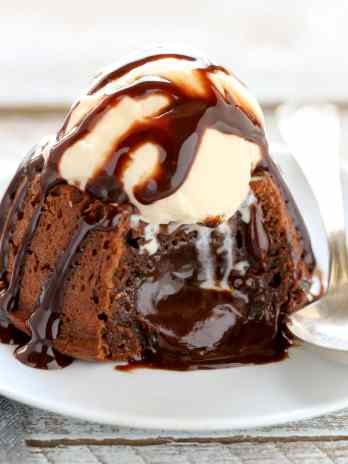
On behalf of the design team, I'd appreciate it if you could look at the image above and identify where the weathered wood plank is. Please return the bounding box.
[21,406,348,442]
[0,110,63,159]
[26,441,348,464]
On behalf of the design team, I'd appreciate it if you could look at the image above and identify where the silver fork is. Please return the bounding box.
[277,103,348,351]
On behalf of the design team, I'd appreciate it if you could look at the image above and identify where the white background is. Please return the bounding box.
[1,0,348,107]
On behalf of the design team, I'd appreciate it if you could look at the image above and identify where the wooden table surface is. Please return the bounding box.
[2,108,348,464]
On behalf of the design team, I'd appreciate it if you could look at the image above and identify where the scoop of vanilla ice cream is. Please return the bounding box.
[124,129,260,224]
[57,54,264,225]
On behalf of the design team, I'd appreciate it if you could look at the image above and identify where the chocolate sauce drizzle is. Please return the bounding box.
[0,151,42,345]
[15,207,121,369]
[62,52,265,205]
[248,203,270,266]
[0,51,316,370]
[89,52,199,94]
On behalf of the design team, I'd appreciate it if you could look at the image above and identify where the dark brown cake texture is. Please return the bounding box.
[0,51,318,370]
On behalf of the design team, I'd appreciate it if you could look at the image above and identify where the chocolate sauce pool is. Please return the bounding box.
[126,217,291,371]
[0,52,315,369]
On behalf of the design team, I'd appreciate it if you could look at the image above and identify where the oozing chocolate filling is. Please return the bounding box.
[128,217,288,370]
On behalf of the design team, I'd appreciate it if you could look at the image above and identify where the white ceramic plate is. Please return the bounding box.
[0,147,344,431]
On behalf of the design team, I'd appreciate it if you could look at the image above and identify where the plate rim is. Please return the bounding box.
[1,353,348,431]
[3,375,348,431]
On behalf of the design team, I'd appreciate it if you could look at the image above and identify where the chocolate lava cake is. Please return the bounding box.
[0,51,319,369]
